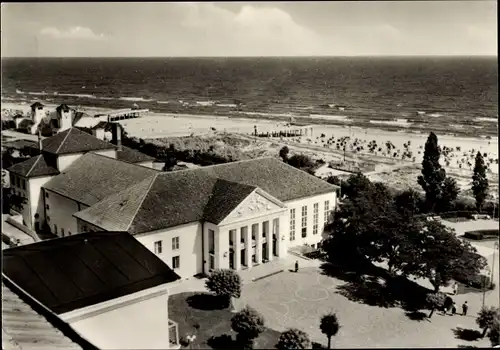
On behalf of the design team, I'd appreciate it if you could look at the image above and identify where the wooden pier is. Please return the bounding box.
[94,108,149,122]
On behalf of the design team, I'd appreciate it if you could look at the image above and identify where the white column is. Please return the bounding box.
[245,226,252,269]
[203,228,209,274]
[254,223,262,264]
[277,215,288,257]
[215,229,221,269]
[234,228,241,270]
[266,221,273,262]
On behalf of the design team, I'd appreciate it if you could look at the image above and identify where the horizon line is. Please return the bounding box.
[1,54,497,59]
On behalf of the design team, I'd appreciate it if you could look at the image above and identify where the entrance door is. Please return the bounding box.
[273,237,277,257]
[241,249,246,267]
[262,243,268,261]
[229,251,234,269]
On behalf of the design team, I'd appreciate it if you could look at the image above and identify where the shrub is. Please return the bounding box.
[231,306,265,349]
[455,274,491,289]
[477,307,500,337]
[205,269,242,308]
[276,328,311,350]
[320,313,340,349]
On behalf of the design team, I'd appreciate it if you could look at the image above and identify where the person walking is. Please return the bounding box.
[295,260,299,273]
[453,282,458,295]
[462,301,468,316]
[452,302,457,315]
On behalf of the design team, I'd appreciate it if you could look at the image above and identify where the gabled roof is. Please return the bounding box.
[2,280,92,349]
[30,102,44,109]
[56,104,71,112]
[2,231,181,315]
[7,154,60,178]
[2,139,38,150]
[194,157,338,202]
[74,174,257,234]
[116,145,156,164]
[40,127,116,155]
[43,152,159,205]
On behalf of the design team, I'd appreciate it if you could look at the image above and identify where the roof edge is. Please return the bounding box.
[2,274,99,350]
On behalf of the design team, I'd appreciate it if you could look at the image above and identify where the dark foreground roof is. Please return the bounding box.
[2,231,181,315]
[2,280,95,349]
[40,127,115,155]
[195,157,337,202]
[43,152,159,205]
[75,173,258,234]
[7,154,60,178]
[2,139,38,150]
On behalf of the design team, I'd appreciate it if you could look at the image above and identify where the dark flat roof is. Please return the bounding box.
[2,231,181,315]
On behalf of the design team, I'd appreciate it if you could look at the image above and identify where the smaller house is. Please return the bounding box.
[3,231,182,349]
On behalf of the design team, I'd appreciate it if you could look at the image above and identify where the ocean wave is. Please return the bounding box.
[16,89,23,94]
[428,113,443,118]
[476,117,498,123]
[235,111,296,118]
[119,97,154,102]
[196,101,217,106]
[58,93,97,99]
[157,101,170,104]
[216,103,237,108]
[309,114,351,121]
[99,96,115,100]
[369,118,412,127]
[27,91,49,96]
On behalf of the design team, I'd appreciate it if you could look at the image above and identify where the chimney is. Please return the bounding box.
[38,129,43,153]
[112,123,122,151]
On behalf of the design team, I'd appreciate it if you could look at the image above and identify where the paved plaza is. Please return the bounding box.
[232,265,496,348]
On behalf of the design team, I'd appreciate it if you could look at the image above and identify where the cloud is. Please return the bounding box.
[179,4,323,56]
[40,26,105,40]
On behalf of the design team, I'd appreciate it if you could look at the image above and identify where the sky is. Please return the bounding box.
[1,1,497,57]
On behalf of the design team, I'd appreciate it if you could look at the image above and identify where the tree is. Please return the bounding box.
[418,132,446,212]
[341,173,373,200]
[1,187,27,214]
[394,188,422,216]
[287,154,314,170]
[404,221,487,292]
[489,316,500,346]
[279,146,290,162]
[320,313,340,349]
[276,328,311,350]
[437,177,460,212]
[472,151,489,211]
[231,306,265,349]
[476,307,500,337]
[160,144,178,171]
[425,292,446,318]
[205,269,242,308]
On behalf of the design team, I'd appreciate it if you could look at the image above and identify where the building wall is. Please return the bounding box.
[135,222,203,279]
[57,154,84,172]
[59,111,73,131]
[285,191,337,249]
[63,286,171,350]
[93,149,117,159]
[76,219,103,233]
[45,190,88,236]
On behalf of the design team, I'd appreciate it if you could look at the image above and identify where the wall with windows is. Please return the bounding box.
[285,191,336,249]
[45,189,89,236]
[134,222,202,279]
[9,172,29,225]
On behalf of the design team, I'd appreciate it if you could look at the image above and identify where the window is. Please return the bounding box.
[289,208,296,241]
[172,236,179,250]
[324,200,330,224]
[68,231,72,236]
[272,218,279,238]
[54,224,58,234]
[81,225,87,232]
[154,240,163,254]
[45,192,49,198]
[301,205,307,238]
[229,229,236,245]
[46,204,50,210]
[208,229,215,253]
[21,179,26,190]
[262,221,269,238]
[313,203,319,235]
[172,256,180,269]
[61,228,65,236]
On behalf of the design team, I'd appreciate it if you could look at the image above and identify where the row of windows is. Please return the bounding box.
[154,237,180,254]
[290,200,333,240]
[10,174,26,190]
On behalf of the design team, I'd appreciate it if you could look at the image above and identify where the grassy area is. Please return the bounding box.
[169,292,280,349]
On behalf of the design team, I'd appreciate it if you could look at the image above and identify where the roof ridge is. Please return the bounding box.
[25,155,42,177]
[126,174,159,232]
[55,129,72,154]
[87,151,160,172]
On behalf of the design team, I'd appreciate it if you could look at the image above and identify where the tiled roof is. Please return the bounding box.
[2,139,38,150]
[195,157,338,202]
[116,146,155,164]
[74,157,335,234]
[40,127,115,155]
[2,281,84,349]
[56,104,71,112]
[7,154,60,178]
[43,152,159,206]
[30,102,44,109]
[75,174,256,234]
[2,231,181,315]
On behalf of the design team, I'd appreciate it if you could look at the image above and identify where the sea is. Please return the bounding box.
[1,56,498,134]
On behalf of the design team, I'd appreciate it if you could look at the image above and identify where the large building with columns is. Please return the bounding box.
[7,128,338,279]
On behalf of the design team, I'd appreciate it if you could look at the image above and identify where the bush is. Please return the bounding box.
[205,269,242,307]
[464,231,485,240]
[455,274,491,289]
[464,229,499,240]
[276,328,311,350]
